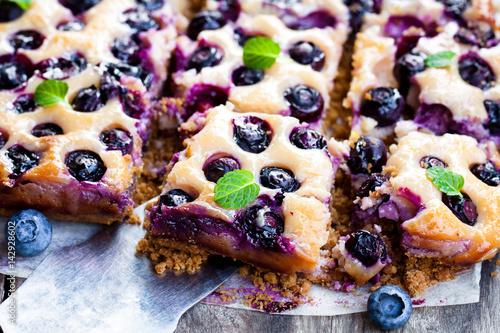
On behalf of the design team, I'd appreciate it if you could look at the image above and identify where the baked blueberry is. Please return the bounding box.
[159,189,195,207]
[7,146,39,177]
[13,94,37,113]
[72,85,105,112]
[65,150,107,182]
[233,116,272,154]
[442,192,477,226]
[289,127,327,150]
[59,0,101,16]
[31,123,63,137]
[367,285,412,330]
[216,0,240,22]
[231,66,264,86]
[233,28,253,47]
[0,61,29,90]
[414,103,453,135]
[395,35,421,59]
[260,167,299,192]
[454,21,498,48]
[393,52,426,94]
[420,156,447,169]
[345,230,387,266]
[356,173,387,199]
[458,53,496,91]
[203,156,240,183]
[347,136,387,174]
[360,87,405,126]
[483,100,500,135]
[101,61,152,87]
[100,128,133,155]
[57,21,86,31]
[284,85,324,123]
[344,0,380,30]
[384,15,425,39]
[112,37,141,65]
[123,7,159,32]
[186,45,223,73]
[241,205,284,249]
[9,30,45,51]
[187,11,226,40]
[288,41,325,71]
[6,209,52,257]
[184,85,228,118]
[39,53,87,80]
[0,131,7,149]
[285,11,337,30]
[136,0,164,11]
[436,0,469,19]
[0,2,24,23]
[471,161,500,186]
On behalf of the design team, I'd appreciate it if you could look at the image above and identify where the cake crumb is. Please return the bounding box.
[491,272,498,277]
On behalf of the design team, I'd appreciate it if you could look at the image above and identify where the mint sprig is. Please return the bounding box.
[425,51,456,68]
[214,169,260,209]
[7,0,34,10]
[34,80,71,108]
[425,166,464,198]
[243,36,280,70]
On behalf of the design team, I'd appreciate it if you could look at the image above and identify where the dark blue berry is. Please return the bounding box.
[232,66,263,86]
[72,85,105,112]
[458,52,496,91]
[216,0,240,21]
[57,21,86,31]
[101,62,152,87]
[471,161,500,186]
[289,127,327,150]
[233,28,253,47]
[5,209,52,257]
[31,123,63,137]
[59,0,101,16]
[159,189,195,207]
[241,205,284,249]
[393,52,426,94]
[187,11,226,40]
[284,85,324,123]
[39,53,87,80]
[260,167,299,192]
[13,94,37,113]
[0,131,7,149]
[186,46,223,73]
[420,156,447,169]
[184,85,228,118]
[9,30,45,51]
[345,230,387,266]
[112,37,141,65]
[7,146,39,177]
[436,0,469,19]
[136,0,164,11]
[395,35,421,59]
[347,136,387,174]
[356,173,387,198]
[361,87,405,126]
[0,2,24,23]
[65,150,107,182]
[367,285,412,330]
[100,128,133,155]
[454,21,498,48]
[288,41,325,71]
[414,103,452,135]
[484,100,500,135]
[443,192,477,226]
[203,156,240,183]
[123,7,159,32]
[0,61,28,90]
[344,0,381,30]
[233,116,272,154]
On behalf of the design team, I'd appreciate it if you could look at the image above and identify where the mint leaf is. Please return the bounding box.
[425,51,456,68]
[426,166,464,198]
[34,80,71,108]
[7,0,34,10]
[243,36,280,70]
[214,169,260,209]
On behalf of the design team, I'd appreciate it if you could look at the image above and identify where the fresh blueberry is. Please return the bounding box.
[232,67,264,86]
[123,7,159,32]
[187,11,226,40]
[356,173,387,198]
[39,53,87,80]
[186,45,223,73]
[436,0,469,19]
[72,85,105,112]
[59,0,101,16]
[0,2,24,23]
[0,61,29,90]
[284,85,324,123]
[7,146,39,177]
[13,94,37,113]
[361,87,405,126]
[57,21,86,31]
[393,52,426,94]
[367,285,412,330]
[471,161,500,186]
[454,21,498,48]
[289,127,327,150]
[0,131,7,149]
[184,85,228,119]
[203,156,240,183]
[483,100,500,135]
[414,103,453,135]
[215,0,240,22]
[9,30,45,51]
[345,230,387,266]
[458,52,496,91]
[233,116,272,154]
[65,150,107,182]
[420,156,447,169]
[241,205,284,249]
[347,136,387,174]
[100,128,133,155]
[288,41,325,71]
[5,209,52,257]
[136,0,164,11]
[159,189,195,207]
[260,167,299,192]
[112,37,141,65]
[31,123,63,137]
[442,192,477,226]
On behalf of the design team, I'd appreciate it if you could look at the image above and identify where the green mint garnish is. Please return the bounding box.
[243,36,281,70]
[425,51,456,68]
[7,0,34,10]
[34,80,71,108]
[214,169,260,209]
[425,166,464,198]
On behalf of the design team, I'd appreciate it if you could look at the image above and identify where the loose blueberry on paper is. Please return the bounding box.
[367,285,412,330]
[5,209,52,257]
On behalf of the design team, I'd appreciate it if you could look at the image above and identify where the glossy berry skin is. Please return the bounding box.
[72,85,105,112]
[112,37,140,65]
[345,230,387,266]
[100,128,133,155]
[232,67,263,86]
[260,167,299,193]
[59,0,101,16]
[360,87,405,126]
[216,0,240,22]
[347,136,387,174]
[203,156,240,183]
[123,7,159,32]
[284,85,324,123]
[7,146,39,177]
[356,173,386,199]
[159,189,195,208]
[454,21,498,48]
[39,54,87,80]
[367,285,412,330]
[393,52,426,93]
[187,11,226,40]
[289,127,327,150]
[9,30,45,51]
[233,116,272,154]
[484,100,500,135]
[13,94,37,113]
[102,62,152,88]
[31,123,63,137]
[5,209,52,257]
[443,193,477,226]
[65,150,107,182]
[0,61,28,90]
[186,46,223,73]
[57,21,86,31]
[241,205,284,249]
[458,53,496,91]
[471,161,500,186]
[136,0,164,11]
[420,156,447,169]
[0,2,24,23]
[288,41,325,71]
[0,131,7,149]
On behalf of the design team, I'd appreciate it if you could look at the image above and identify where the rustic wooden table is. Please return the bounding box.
[0,255,498,332]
